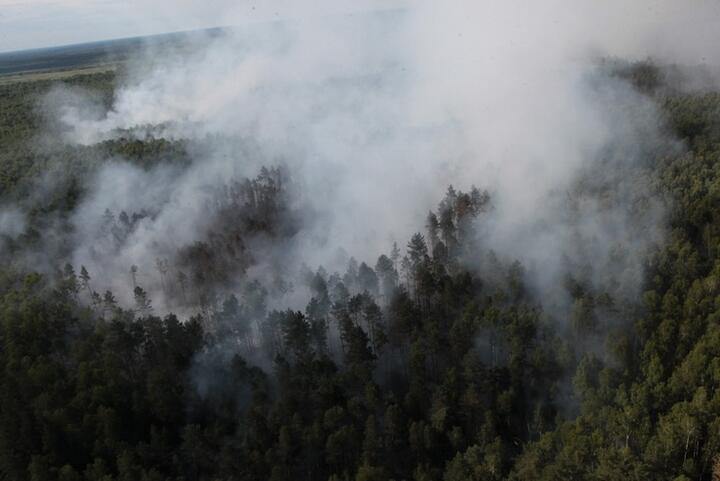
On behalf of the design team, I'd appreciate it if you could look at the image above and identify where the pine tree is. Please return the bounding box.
[102,290,118,318]
[133,286,152,316]
[79,265,92,298]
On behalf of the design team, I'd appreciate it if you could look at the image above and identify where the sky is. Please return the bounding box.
[0,0,401,52]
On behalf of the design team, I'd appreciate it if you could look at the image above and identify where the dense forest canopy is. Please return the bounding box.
[3,2,720,480]
[1,58,720,481]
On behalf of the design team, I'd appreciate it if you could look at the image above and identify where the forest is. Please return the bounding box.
[2,58,720,481]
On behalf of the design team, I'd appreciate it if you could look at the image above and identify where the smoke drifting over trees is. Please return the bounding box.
[2,1,720,480]
[28,0,714,313]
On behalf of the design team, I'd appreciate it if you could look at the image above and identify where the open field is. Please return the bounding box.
[0,38,140,76]
[0,27,228,80]
[0,64,119,85]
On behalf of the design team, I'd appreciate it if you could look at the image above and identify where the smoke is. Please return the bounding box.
[8,0,719,321]
[0,207,26,253]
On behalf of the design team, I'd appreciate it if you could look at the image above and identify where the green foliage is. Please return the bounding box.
[2,63,720,481]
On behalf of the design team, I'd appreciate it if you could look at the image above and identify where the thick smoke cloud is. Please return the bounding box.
[12,1,720,316]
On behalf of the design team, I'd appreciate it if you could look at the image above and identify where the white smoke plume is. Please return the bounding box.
[24,0,720,315]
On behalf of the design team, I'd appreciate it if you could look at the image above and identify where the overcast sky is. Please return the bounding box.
[0,0,401,52]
